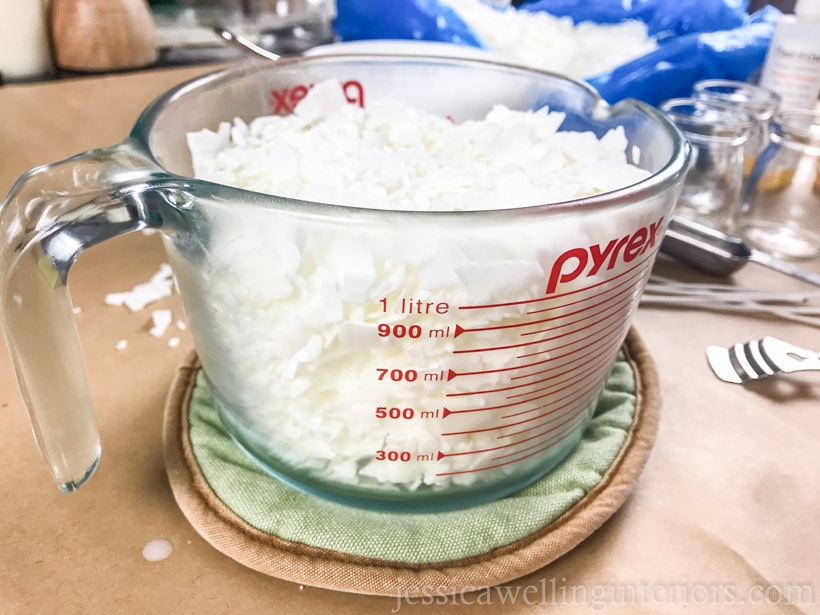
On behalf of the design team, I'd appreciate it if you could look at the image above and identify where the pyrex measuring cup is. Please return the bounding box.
[0,55,689,511]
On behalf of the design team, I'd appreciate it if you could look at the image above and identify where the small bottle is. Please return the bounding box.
[759,0,820,111]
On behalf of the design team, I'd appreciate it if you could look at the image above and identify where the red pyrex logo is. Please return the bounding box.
[270,80,365,114]
[545,217,664,294]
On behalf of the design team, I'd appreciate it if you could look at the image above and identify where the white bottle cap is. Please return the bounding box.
[795,0,820,21]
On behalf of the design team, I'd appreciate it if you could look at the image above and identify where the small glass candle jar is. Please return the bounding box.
[737,109,820,260]
[660,98,755,231]
[692,79,781,177]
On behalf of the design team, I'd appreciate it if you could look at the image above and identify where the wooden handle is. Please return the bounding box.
[51,0,158,72]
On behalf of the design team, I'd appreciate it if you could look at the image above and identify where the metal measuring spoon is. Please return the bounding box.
[660,215,820,287]
[214,28,283,62]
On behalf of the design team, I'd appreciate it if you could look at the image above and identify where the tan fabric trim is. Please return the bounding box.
[163,327,661,597]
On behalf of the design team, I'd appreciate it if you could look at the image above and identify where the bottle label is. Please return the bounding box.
[760,22,820,110]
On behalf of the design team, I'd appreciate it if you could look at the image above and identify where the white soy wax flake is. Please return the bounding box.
[142,539,173,562]
[187,122,232,181]
[176,320,187,331]
[168,337,181,348]
[149,309,173,337]
[115,340,128,351]
[105,264,175,312]
[72,306,82,315]
[188,81,649,212]
[442,0,657,79]
[293,79,350,123]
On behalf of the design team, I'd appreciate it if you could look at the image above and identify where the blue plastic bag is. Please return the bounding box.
[333,0,780,105]
[334,0,483,47]
[519,0,750,39]
[587,6,780,104]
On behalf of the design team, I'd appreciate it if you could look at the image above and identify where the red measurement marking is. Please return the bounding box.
[453,297,631,355]
[437,434,547,459]
[442,370,604,431]
[435,414,585,477]
[500,373,606,427]
[519,284,636,335]
[498,384,601,438]
[445,322,623,382]
[446,353,575,381]
[441,395,532,417]
[453,271,642,339]
[503,367,608,421]
[441,418,521,436]
[437,407,592,474]
[492,413,589,461]
[447,360,605,419]
[445,344,613,398]
[496,405,589,450]
[519,290,634,338]
[493,412,590,460]
[516,309,632,359]
[526,263,648,315]
[436,407,588,460]
[501,364,613,420]
[458,251,654,311]
[519,307,629,359]
[511,326,623,379]
[505,351,617,400]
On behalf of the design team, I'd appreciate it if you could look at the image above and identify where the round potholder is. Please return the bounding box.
[163,327,660,597]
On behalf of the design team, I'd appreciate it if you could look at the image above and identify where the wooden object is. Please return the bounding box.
[50,0,158,72]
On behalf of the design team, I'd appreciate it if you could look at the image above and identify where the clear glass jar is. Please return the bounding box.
[692,79,781,176]
[737,109,820,260]
[660,97,755,231]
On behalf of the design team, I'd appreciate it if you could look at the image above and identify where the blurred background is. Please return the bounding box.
[0,0,807,103]
[147,0,337,60]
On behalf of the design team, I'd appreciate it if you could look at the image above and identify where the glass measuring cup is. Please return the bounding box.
[0,55,690,511]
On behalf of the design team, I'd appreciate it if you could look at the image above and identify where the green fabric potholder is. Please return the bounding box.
[185,349,639,566]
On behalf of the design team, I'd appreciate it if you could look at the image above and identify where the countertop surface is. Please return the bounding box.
[1,63,819,615]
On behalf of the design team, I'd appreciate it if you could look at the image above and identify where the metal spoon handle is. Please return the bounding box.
[748,249,820,288]
[215,27,281,62]
[660,215,820,287]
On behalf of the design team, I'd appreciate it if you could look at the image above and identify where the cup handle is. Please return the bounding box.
[0,140,175,492]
